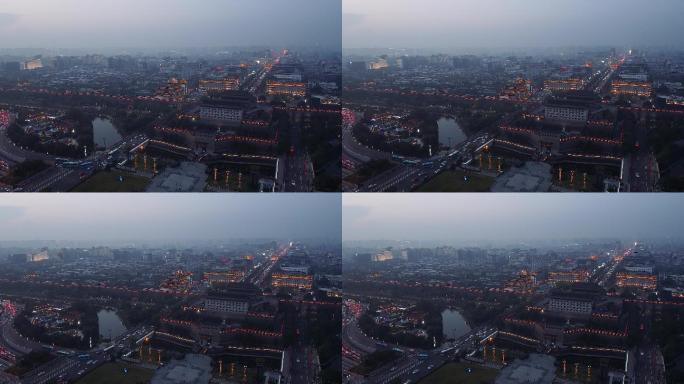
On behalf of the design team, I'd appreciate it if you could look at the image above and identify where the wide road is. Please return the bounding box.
[35,325,151,384]
[241,64,271,95]
[353,108,513,193]
[366,326,489,384]
[634,344,666,384]
[282,152,314,192]
[0,124,52,163]
[245,246,287,289]
[3,296,152,384]
[3,127,148,191]
[0,309,41,356]
[357,134,492,193]
[396,327,492,384]
[288,345,319,384]
[281,110,314,192]
[342,110,390,164]
[345,316,490,384]
[365,351,422,384]
[15,166,75,192]
[626,112,659,192]
[343,319,378,356]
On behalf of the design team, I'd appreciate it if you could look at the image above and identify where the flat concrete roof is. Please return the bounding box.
[496,354,556,384]
[147,162,207,192]
[151,354,212,384]
[491,162,552,192]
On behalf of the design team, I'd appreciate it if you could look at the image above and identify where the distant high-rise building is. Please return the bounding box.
[372,249,394,262]
[368,58,389,70]
[23,58,43,71]
[27,249,49,262]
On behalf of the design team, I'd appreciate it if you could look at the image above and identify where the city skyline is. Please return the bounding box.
[0,194,342,241]
[1,1,683,382]
[0,0,342,50]
[344,0,684,51]
[343,194,684,243]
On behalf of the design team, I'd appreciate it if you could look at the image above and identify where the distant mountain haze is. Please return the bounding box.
[344,0,684,51]
[0,194,341,241]
[0,0,341,50]
[343,194,684,243]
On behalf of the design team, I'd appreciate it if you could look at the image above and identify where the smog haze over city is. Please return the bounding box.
[343,196,684,384]
[0,1,342,193]
[0,0,342,52]
[343,194,684,244]
[1,0,684,383]
[0,194,342,243]
[344,0,684,52]
[0,193,343,384]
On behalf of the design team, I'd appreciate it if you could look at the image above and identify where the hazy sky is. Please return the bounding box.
[344,0,684,51]
[0,194,341,242]
[0,0,341,50]
[344,194,684,243]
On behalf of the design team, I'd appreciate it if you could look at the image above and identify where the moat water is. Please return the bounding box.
[97,309,126,340]
[92,117,122,148]
[441,309,471,340]
[437,117,466,149]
